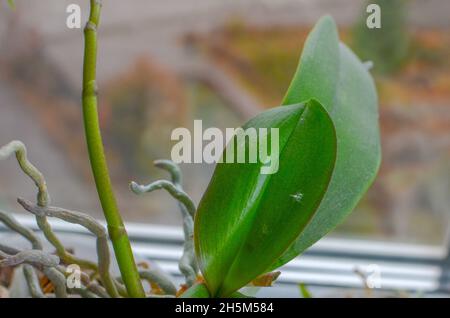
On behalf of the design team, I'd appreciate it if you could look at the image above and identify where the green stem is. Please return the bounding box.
[82,0,145,298]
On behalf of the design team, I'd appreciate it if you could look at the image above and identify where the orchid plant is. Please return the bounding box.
[0,0,380,298]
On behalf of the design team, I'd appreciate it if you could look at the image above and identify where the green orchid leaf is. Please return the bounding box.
[282,15,340,109]
[180,283,210,298]
[195,99,337,297]
[273,20,381,268]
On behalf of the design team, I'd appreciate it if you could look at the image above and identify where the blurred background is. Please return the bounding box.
[0,0,449,249]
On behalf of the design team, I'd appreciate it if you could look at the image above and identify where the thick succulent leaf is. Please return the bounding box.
[195,100,337,297]
[282,15,340,108]
[273,37,382,266]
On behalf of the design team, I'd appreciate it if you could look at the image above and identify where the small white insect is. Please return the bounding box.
[291,192,304,203]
